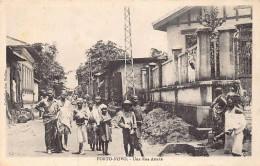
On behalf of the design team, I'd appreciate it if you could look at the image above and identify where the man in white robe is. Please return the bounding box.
[224,92,247,156]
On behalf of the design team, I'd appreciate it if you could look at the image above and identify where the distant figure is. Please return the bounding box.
[83,97,88,109]
[224,92,247,156]
[118,100,137,156]
[241,90,251,111]
[38,90,47,118]
[131,95,144,157]
[99,104,112,155]
[73,98,88,155]
[85,93,91,102]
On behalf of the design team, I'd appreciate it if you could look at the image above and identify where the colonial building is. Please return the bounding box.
[6,36,41,109]
[148,6,252,127]
[92,57,167,105]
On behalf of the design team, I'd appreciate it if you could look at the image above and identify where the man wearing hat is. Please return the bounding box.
[118,100,137,156]
[224,92,247,156]
[73,98,88,155]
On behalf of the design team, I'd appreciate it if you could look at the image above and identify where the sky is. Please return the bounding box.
[6,1,179,88]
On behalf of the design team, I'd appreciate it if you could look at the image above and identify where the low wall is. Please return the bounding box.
[146,80,241,128]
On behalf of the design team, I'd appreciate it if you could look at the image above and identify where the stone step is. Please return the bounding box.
[158,142,209,156]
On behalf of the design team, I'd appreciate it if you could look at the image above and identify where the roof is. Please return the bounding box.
[6,46,27,62]
[152,6,194,31]
[105,57,167,73]
[6,36,42,62]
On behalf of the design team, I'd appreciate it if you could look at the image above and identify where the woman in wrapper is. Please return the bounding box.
[210,87,227,148]
[224,92,247,156]
[99,104,112,155]
[86,100,97,151]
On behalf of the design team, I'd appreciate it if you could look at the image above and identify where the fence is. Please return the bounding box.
[145,45,197,103]
[151,66,160,88]
[178,45,196,84]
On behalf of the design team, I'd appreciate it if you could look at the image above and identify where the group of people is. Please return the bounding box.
[211,87,251,156]
[35,89,144,157]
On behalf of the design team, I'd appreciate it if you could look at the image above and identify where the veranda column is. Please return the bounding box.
[196,29,212,81]
[218,28,236,79]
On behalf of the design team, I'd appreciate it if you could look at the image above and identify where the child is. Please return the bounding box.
[99,104,112,155]
[73,98,88,155]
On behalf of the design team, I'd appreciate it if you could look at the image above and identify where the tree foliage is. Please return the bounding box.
[150,48,168,59]
[76,40,125,84]
[32,43,65,96]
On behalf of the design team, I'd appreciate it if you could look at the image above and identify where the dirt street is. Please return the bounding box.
[7,118,163,157]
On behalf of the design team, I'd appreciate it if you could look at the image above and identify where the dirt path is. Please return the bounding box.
[7,119,163,157]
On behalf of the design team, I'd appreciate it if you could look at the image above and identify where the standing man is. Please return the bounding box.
[73,98,88,155]
[131,95,144,157]
[86,100,97,151]
[93,96,102,151]
[35,89,62,154]
[57,92,73,151]
[118,100,137,156]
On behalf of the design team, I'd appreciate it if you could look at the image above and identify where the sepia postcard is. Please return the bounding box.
[0,0,260,166]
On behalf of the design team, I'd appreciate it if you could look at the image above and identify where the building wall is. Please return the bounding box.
[113,63,145,98]
[147,6,252,127]
[164,6,252,105]
[19,60,34,104]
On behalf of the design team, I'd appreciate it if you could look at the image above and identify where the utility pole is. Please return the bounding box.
[88,53,93,96]
[124,6,135,100]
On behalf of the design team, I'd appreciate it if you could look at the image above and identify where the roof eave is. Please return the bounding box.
[152,6,194,31]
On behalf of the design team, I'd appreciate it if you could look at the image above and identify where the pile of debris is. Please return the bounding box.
[142,108,195,144]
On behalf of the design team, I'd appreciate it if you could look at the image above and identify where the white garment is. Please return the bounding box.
[57,100,73,132]
[92,104,101,125]
[77,125,87,143]
[225,107,247,155]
